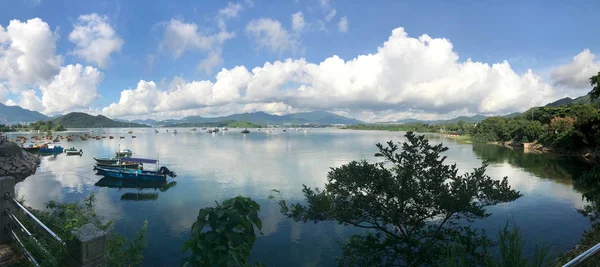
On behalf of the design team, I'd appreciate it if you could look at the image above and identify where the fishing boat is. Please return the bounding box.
[21,143,41,151]
[223,128,229,131]
[115,148,133,158]
[282,129,287,132]
[65,147,82,156]
[207,129,213,134]
[172,129,178,134]
[241,128,250,134]
[154,129,159,133]
[201,127,207,130]
[39,144,63,153]
[94,157,141,169]
[190,127,197,132]
[213,128,219,133]
[94,157,176,181]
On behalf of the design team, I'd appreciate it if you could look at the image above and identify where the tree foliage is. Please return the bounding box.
[274,132,522,266]
[182,196,264,267]
[589,71,600,101]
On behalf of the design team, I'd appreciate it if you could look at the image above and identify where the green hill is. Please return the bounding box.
[53,112,149,128]
[158,111,364,126]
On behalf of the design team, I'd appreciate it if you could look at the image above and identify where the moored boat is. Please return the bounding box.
[190,127,197,132]
[39,144,63,153]
[94,157,141,169]
[94,157,176,181]
[213,128,219,133]
[65,147,82,156]
[115,148,133,158]
[241,128,250,134]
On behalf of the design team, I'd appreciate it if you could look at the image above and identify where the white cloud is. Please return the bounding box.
[104,27,565,122]
[319,0,329,8]
[325,9,337,22]
[0,18,62,88]
[0,84,7,103]
[218,3,243,18]
[291,12,305,34]
[246,18,299,54]
[338,16,348,33]
[69,13,124,68]
[551,49,600,88]
[244,0,254,7]
[16,64,103,114]
[39,64,103,114]
[197,51,224,74]
[160,18,234,74]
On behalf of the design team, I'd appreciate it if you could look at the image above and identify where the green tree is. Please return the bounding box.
[274,132,521,266]
[589,71,600,101]
[182,196,264,267]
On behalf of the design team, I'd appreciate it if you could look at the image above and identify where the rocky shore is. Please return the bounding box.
[0,142,40,180]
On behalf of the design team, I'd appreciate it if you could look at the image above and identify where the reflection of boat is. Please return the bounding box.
[120,193,159,201]
[94,177,176,191]
[39,144,63,153]
[241,128,250,134]
[65,147,82,156]
[94,158,176,181]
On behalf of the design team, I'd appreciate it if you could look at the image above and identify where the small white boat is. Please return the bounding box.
[116,148,133,158]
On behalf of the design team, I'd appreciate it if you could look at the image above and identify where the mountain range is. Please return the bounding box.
[156,111,364,126]
[0,103,49,123]
[0,94,593,126]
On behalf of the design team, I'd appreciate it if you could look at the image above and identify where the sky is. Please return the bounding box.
[0,0,599,122]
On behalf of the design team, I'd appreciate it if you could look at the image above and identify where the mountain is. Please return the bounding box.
[53,112,149,128]
[115,118,157,125]
[0,103,49,123]
[157,111,364,126]
[394,115,487,125]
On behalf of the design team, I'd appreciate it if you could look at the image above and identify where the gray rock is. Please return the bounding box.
[2,164,11,171]
[12,160,23,168]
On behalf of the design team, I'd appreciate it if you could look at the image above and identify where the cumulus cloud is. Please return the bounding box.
[338,16,348,33]
[551,49,600,88]
[39,64,103,114]
[0,18,103,115]
[103,27,564,121]
[246,18,299,54]
[16,64,103,114]
[69,14,124,68]
[291,12,305,34]
[0,18,62,88]
[325,9,337,22]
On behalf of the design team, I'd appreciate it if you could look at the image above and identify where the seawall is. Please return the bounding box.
[0,141,40,180]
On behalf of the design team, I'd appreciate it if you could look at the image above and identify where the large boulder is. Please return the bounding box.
[0,142,40,180]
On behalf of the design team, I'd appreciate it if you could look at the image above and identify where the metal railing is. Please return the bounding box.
[563,242,600,267]
[4,192,64,266]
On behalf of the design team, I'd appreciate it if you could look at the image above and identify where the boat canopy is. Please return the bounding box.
[119,157,158,164]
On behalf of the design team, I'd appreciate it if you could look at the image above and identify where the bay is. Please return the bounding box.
[8,128,591,266]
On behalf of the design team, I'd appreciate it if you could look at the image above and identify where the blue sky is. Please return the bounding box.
[0,0,598,121]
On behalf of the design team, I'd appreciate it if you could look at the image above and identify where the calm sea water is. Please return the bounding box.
[8,128,592,266]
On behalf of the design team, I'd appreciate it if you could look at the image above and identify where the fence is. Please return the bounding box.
[0,176,107,266]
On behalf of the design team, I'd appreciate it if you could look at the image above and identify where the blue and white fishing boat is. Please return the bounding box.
[94,157,176,181]
[39,144,63,153]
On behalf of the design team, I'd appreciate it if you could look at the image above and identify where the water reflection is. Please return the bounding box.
[94,177,177,202]
[6,130,593,266]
